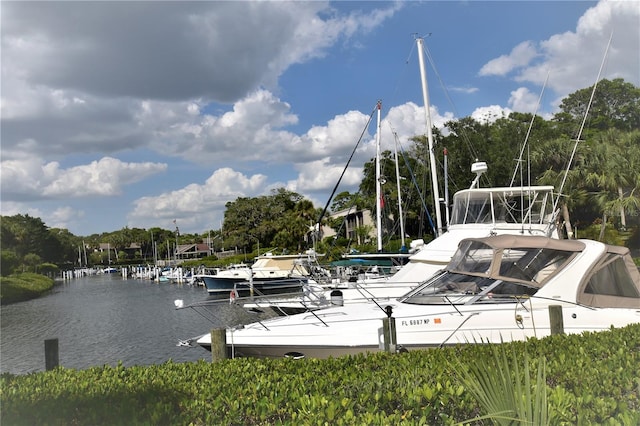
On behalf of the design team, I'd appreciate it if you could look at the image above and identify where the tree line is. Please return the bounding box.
[1,78,638,275]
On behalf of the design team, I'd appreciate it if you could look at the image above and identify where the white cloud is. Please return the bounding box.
[48,206,85,230]
[480,0,639,105]
[470,106,512,124]
[127,168,268,231]
[3,0,636,237]
[0,201,44,218]
[384,102,455,146]
[1,2,401,163]
[479,41,539,77]
[290,159,364,194]
[449,86,479,94]
[508,87,542,116]
[0,157,167,201]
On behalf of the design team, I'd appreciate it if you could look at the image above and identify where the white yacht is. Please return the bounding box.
[197,234,640,358]
[241,173,562,314]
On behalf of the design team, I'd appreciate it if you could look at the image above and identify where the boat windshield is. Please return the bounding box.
[400,272,537,305]
[450,189,553,225]
[448,239,574,284]
[401,239,575,305]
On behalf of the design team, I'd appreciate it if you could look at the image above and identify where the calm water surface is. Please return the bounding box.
[1,274,259,375]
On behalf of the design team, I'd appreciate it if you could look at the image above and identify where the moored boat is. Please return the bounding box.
[196,234,640,358]
[241,178,562,314]
[196,252,321,296]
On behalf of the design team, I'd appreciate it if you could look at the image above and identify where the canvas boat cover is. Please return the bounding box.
[449,235,640,309]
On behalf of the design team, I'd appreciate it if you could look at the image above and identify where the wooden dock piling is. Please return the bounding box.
[381,306,397,353]
[382,317,397,353]
[45,338,59,370]
[210,329,227,362]
[549,305,565,335]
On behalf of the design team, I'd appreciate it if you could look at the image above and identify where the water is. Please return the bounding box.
[0,274,262,375]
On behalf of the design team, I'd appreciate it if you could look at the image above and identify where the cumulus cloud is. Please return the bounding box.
[1,2,401,160]
[127,168,268,231]
[470,106,512,124]
[507,87,544,116]
[0,157,167,201]
[480,1,639,101]
[2,0,636,236]
[479,41,539,77]
[0,1,405,234]
[47,206,85,230]
[290,158,364,194]
[141,90,300,165]
[0,201,44,218]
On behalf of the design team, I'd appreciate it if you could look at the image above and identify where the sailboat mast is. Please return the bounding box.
[375,100,383,252]
[443,147,450,228]
[394,137,406,249]
[416,37,443,237]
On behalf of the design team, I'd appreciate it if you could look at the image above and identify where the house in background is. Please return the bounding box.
[175,243,211,260]
[321,208,375,245]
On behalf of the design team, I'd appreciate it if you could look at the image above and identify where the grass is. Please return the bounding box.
[0,273,54,305]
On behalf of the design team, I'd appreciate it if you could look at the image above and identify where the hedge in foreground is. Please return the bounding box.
[0,273,54,305]
[1,324,639,425]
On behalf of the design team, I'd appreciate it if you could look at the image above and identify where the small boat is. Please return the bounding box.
[196,234,640,358]
[102,267,118,274]
[196,253,320,296]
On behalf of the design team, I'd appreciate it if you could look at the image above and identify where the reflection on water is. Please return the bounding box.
[0,274,255,375]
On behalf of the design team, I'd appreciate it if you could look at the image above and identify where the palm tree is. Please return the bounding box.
[583,130,639,239]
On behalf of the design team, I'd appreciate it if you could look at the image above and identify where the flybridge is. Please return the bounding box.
[449,186,558,230]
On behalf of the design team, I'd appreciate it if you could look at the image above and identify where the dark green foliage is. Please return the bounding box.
[555,78,640,134]
[2,324,639,425]
[1,250,20,276]
[223,188,321,253]
[0,215,74,266]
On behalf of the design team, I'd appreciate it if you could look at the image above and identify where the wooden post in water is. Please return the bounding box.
[210,328,227,362]
[549,305,565,335]
[45,338,59,370]
[382,306,397,353]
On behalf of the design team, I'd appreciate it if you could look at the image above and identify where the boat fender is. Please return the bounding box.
[284,351,305,360]
[330,289,343,306]
[229,289,239,304]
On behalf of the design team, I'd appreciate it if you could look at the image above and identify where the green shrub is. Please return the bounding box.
[0,273,54,304]
[1,324,639,425]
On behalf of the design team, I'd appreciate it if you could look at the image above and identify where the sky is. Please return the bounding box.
[1,0,639,237]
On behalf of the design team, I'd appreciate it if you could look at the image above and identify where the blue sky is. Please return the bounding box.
[1,1,638,236]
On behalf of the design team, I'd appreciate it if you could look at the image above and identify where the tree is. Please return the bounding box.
[1,250,19,276]
[555,78,640,134]
[584,130,640,237]
[23,253,42,273]
[330,191,360,213]
[0,215,71,266]
[223,188,314,252]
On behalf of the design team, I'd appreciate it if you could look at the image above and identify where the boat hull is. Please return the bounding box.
[198,301,640,359]
[200,275,308,296]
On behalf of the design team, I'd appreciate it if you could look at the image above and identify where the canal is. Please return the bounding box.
[1,273,261,375]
